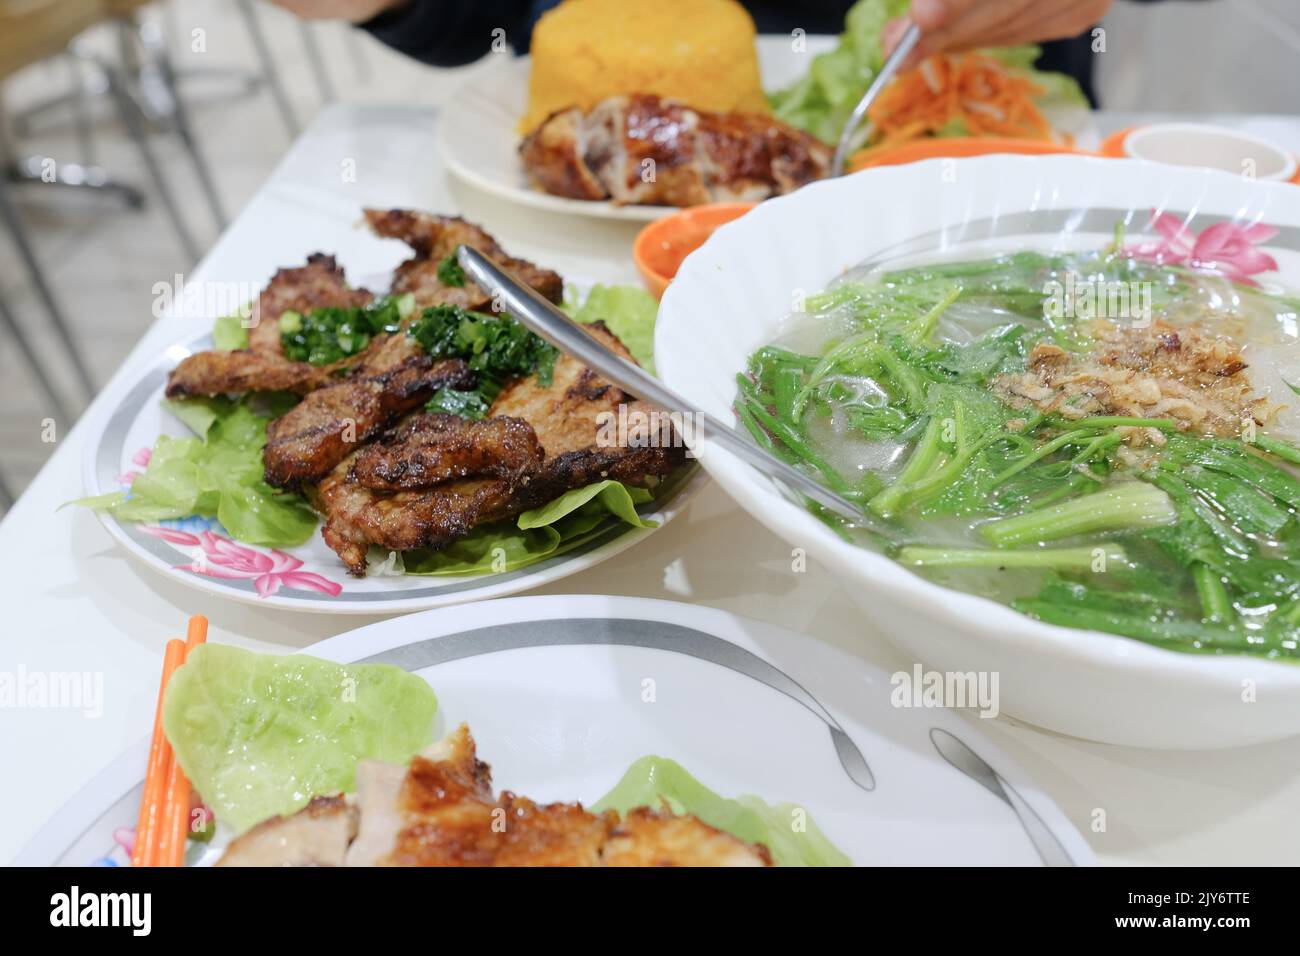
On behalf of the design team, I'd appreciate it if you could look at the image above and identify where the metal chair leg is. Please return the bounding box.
[0,287,75,425]
[1,63,144,210]
[101,60,201,264]
[238,0,300,140]
[136,22,228,230]
[300,21,335,104]
[67,53,95,165]
[0,180,95,400]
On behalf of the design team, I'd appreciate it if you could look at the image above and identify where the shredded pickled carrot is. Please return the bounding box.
[865,52,1066,152]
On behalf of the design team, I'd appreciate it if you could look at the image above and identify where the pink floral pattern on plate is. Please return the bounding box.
[141,527,343,598]
[115,447,152,488]
[1126,212,1279,286]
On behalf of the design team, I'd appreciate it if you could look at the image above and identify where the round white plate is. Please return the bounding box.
[438,35,838,222]
[439,36,1098,224]
[80,316,703,615]
[656,154,1300,748]
[14,595,1094,867]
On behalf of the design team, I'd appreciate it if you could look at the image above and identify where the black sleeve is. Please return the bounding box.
[360,0,537,67]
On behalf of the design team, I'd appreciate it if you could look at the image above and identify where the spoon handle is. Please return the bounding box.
[457,246,864,521]
[832,22,923,177]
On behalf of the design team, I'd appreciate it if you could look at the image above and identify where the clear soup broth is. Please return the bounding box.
[736,232,1300,659]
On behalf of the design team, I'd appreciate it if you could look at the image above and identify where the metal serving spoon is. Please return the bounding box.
[831,22,923,177]
[456,246,863,521]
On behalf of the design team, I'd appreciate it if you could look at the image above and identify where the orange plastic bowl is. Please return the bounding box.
[634,202,757,300]
[850,136,1080,172]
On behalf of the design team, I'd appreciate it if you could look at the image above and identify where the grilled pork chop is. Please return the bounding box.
[349,413,544,491]
[218,725,770,867]
[166,214,561,400]
[520,94,830,206]
[252,213,564,487]
[312,323,684,575]
[262,351,475,489]
[165,254,373,399]
[364,209,564,309]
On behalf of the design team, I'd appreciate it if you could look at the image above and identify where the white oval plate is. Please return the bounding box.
[80,326,703,615]
[438,36,837,222]
[439,36,1097,224]
[14,595,1094,867]
[656,154,1300,748]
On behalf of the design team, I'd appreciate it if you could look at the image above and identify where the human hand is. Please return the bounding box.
[268,0,407,23]
[884,0,1114,67]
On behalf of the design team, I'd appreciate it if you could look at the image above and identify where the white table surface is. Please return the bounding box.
[4,103,1300,867]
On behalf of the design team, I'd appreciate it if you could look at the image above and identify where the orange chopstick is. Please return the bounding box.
[132,615,208,867]
[131,638,186,867]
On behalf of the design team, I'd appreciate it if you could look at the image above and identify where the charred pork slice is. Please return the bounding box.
[218,725,771,867]
[314,439,680,574]
[520,94,830,206]
[312,324,684,575]
[349,413,543,491]
[164,349,338,399]
[263,333,474,489]
[364,209,565,309]
[165,253,372,399]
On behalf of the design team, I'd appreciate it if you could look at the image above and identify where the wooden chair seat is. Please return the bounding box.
[0,0,105,78]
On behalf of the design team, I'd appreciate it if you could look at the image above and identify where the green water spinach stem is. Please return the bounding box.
[981,481,1177,547]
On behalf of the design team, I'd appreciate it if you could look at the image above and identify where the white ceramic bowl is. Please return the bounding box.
[1124,122,1296,182]
[656,155,1300,749]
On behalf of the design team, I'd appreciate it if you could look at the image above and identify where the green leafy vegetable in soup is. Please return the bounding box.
[738,242,1300,660]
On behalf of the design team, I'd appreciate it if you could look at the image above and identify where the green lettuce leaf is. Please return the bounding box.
[593,756,851,867]
[768,0,910,144]
[769,0,1088,144]
[517,479,655,531]
[213,314,250,351]
[402,480,656,576]
[66,395,318,547]
[163,645,438,834]
[563,284,659,373]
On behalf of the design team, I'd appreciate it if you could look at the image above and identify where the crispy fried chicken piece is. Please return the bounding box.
[216,795,357,867]
[364,209,565,309]
[218,725,771,867]
[515,107,608,201]
[520,94,830,206]
[165,254,373,398]
[601,808,774,867]
[349,413,544,491]
[311,323,684,575]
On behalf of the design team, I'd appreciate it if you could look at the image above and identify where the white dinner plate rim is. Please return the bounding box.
[79,333,705,614]
[13,594,1097,867]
